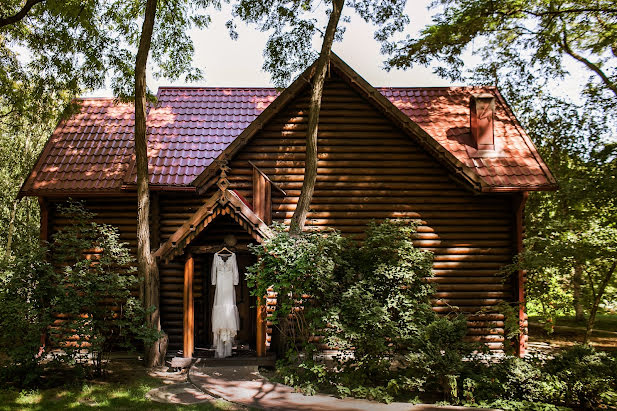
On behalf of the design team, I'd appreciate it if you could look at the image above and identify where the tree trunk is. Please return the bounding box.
[572,264,584,321]
[5,198,18,257]
[584,260,616,344]
[135,0,167,367]
[289,0,344,235]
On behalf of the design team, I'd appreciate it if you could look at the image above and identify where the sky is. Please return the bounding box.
[89,1,590,98]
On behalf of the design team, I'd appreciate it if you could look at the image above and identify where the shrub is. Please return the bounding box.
[249,219,474,402]
[0,246,55,386]
[461,345,617,410]
[0,201,157,386]
[543,345,617,409]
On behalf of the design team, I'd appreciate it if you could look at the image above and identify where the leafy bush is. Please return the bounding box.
[461,345,617,410]
[249,220,617,409]
[249,220,475,402]
[0,201,157,386]
[0,246,55,386]
[247,223,350,352]
[543,345,617,409]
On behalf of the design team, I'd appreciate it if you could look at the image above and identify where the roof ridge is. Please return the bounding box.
[157,86,279,90]
[74,97,119,101]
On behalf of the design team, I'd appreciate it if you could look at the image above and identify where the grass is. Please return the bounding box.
[529,313,617,333]
[554,313,617,332]
[0,374,232,411]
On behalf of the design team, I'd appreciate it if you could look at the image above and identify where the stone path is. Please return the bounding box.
[146,382,218,405]
[187,361,496,411]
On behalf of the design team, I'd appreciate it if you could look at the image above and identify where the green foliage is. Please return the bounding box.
[462,345,617,410]
[0,245,55,386]
[383,0,617,107]
[247,223,350,346]
[543,345,617,409]
[331,220,438,377]
[0,201,156,386]
[249,220,476,402]
[0,0,220,131]
[501,92,617,333]
[46,201,160,376]
[231,0,409,86]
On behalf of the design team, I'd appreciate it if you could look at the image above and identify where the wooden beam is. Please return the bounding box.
[249,161,286,196]
[253,167,272,224]
[188,244,251,254]
[256,295,267,357]
[183,253,194,358]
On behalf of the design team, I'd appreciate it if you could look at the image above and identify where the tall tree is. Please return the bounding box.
[383,0,617,107]
[496,76,617,342]
[232,0,409,233]
[3,0,221,365]
[129,0,221,366]
[291,0,344,233]
[134,0,165,368]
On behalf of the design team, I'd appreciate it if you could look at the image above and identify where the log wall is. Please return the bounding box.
[44,73,522,352]
[48,197,138,255]
[226,74,517,350]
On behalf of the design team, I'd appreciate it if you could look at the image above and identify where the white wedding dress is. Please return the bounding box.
[211,251,240,358]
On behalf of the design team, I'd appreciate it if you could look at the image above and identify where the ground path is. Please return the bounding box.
[146,359,496,410]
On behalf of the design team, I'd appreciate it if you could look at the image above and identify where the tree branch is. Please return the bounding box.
[0,0,46,28]
[493,7,617,19]
[561,30,617,98]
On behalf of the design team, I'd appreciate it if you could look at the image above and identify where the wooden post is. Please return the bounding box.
[514,192,528,357]
[252,167,272,224]
[256,295,267,357]
[183,253,194,358]
[253,166,271,356]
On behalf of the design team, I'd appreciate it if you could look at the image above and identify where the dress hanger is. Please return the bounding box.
[217,246,233,256]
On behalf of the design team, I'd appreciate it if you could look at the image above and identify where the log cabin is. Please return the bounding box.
[19,54,557,359]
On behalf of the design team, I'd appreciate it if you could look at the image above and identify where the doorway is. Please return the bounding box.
[195,252,257,350]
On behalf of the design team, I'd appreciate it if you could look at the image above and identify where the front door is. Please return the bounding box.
[198,252,256,349]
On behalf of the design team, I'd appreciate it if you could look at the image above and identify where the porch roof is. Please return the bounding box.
[154,189,272,263]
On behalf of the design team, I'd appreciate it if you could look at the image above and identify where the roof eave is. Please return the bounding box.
[481,183,559,193]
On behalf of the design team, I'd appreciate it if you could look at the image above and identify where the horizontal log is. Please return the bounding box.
[235,152,425,161]
[432,298,505,305]
[243,144,418,154]
[272,211,510,220]
[278,218,512,228]
[467,320,505,327]
[434,283,508,291]
[432,262,507,269]
[466,335,505,342]
[466,313,506,321]
[258,130,412,140]
[272,203,511,213]
[433,291,511,299]
[433,255,512,262]
[277,193,502,203]
[430,277,504,284]
[265,118,394,127]
[467,327,505,335]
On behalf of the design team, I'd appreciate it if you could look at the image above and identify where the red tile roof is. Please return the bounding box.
[378,87,554,189]
[20,83,555,196]
[21,98,135,193]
